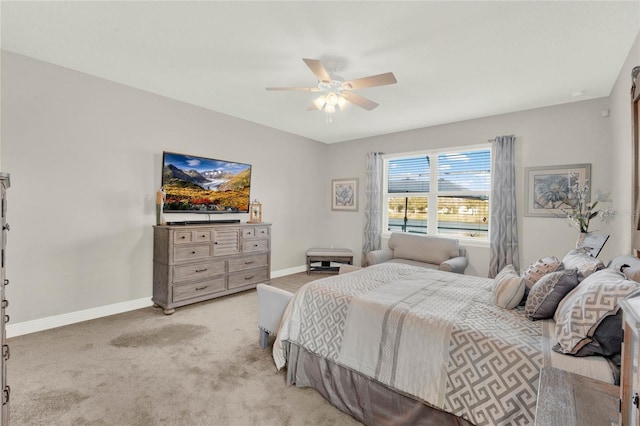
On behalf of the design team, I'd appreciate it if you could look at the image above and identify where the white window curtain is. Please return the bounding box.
[362,152,383,265]
[489,135,519,277]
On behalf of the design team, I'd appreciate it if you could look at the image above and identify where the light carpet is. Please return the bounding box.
[8,272,361,425]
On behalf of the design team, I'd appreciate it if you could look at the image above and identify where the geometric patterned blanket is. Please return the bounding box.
[273,264,543,426]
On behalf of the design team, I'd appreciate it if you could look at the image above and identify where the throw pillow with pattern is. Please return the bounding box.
[524,269,579,320]
[554,268,640,354]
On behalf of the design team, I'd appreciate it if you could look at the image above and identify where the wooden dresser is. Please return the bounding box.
[153,222,271,314]
[0,173,10,425]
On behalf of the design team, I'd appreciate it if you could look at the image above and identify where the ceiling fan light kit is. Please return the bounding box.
[266,58,397,122]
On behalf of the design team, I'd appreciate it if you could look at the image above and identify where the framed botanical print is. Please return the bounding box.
[524,163,591,217]
[331,178,358,212]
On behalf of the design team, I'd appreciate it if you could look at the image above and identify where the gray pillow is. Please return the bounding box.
[492,265,525,310]
[525,269,579,320]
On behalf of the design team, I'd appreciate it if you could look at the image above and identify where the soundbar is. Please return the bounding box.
[166,219,241,225]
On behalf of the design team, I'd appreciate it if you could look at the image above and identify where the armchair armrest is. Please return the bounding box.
[365,248,394,266]
[439,256,468,274]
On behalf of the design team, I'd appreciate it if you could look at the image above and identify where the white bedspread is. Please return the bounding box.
[273,263,612,425]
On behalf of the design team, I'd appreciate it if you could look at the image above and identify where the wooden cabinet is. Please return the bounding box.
[0,173,10,425]
[621,297,640,425]
[535,367,619,426]
[153,223,271,314]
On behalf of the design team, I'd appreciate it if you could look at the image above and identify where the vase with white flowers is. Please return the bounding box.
[559,180,614,246]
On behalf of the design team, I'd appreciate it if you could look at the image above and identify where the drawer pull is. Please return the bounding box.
[245,275,255,280]
[245,261,254,265]
[2,344,9,361]
[195,286,208,291]
[3,315,8,324]
[214,242,218,245]
[3,385,9,405]
[191,251,196,255]
[201,235,206,238]
[195,268,208,273]
[3,224,9,231]
[1,299,7,308]
[3,279,7,286]
[254,244,258,247]
[181,236,186,239]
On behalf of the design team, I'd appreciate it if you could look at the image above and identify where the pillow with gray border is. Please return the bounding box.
[525,269,579,320]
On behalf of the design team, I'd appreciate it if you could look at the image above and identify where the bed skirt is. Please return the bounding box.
[285,343,474,426]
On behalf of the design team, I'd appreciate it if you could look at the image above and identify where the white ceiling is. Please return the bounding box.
[1,1,639,144]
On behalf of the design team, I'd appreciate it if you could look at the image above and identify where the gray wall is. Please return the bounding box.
[1,51,329,324]
[325,98,617,278]
[1,31,637,326]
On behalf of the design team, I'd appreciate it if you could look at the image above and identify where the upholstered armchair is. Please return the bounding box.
[365,232,468,274]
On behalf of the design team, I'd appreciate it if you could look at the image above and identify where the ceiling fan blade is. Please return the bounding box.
[343,72,397,90]
[340,92,379,110]
[303,58,332,83]
[265,86,322,92]
[307,103,321,111]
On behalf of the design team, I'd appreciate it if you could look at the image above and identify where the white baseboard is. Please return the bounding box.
[7,265,308,338]
[271,264,306,278]
[7,297,154,338]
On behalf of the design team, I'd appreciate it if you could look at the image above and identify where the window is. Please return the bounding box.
[383,146,491,240]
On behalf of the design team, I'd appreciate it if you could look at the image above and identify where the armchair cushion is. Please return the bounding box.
[366,232,467,274]
[389,232,460,265]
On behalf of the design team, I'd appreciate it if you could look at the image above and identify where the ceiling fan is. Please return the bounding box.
[266,58,397,118]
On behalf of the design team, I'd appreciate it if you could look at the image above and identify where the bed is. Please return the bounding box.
[272,262,620,426]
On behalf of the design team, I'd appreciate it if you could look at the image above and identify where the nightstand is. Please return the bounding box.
[535,367,619,426]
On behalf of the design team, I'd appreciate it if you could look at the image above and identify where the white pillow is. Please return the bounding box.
[554,268,640,354]
[492,265,525,309]
[562,249,604,281]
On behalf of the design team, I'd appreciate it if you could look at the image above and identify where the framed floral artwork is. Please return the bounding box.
[524,163,591,217]
[331,178,359,212]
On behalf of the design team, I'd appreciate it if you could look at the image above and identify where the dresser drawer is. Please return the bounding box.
[243,239,269,253]
[228,268,268,289]
[174,230,194,244]
[172,260,225,283]
[243,226,270,239]
[228,254,268,272]
[173,277,226,302]
[255,226,269,238]
[174,230,212,245]
[173,244,212,262]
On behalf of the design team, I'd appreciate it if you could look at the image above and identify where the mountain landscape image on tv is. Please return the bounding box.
[162,151,252,213]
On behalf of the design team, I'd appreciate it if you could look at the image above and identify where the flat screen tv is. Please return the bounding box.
[162,151,252,213]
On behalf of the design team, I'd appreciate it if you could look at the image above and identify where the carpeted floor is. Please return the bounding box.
[8,272,361,425]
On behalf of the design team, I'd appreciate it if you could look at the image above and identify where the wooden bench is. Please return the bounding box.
[306,248,353,275]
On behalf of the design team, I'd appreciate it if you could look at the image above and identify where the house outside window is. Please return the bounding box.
[383,146,492,241]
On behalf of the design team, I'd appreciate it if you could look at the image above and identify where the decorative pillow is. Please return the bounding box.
[553,268,640,355]
[520,256,564,302]
[524,269,579,320]
[492,265,525,310]
[522,256,563,286]
[561,249,605,281]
